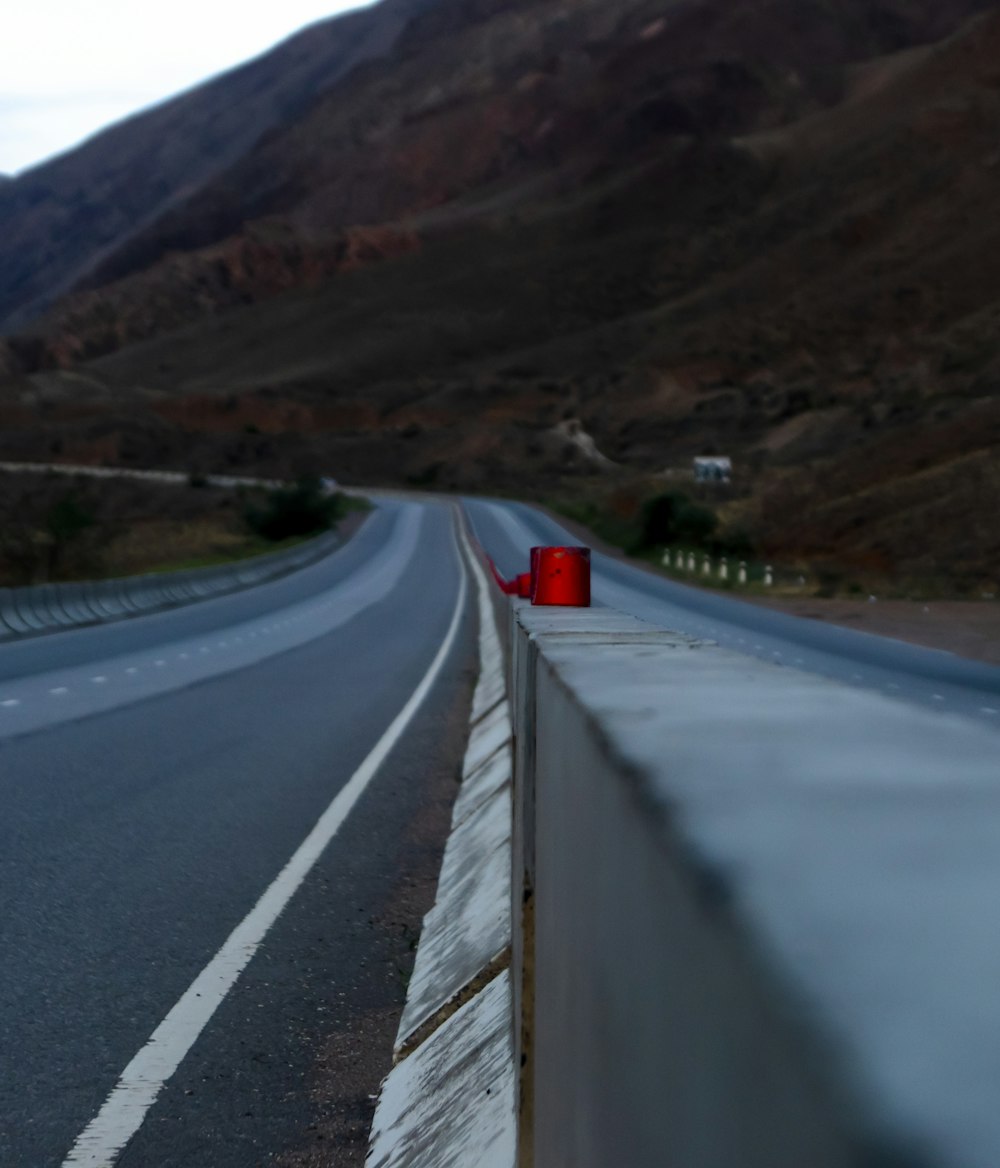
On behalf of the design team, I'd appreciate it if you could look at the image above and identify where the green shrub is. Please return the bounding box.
[44,495,96,578]
[634,492,718,552]
[244,477,344,542]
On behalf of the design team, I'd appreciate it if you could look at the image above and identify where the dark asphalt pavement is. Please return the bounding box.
[464,497,1000,726]
[0,499,475,1167]
[5,489,997,1166]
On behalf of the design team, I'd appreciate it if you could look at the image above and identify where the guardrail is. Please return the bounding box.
[0,461,285,490]
[507,600,1000,1168]
[0,530,342,640]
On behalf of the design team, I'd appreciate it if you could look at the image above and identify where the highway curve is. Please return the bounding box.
[464,497,1000,727]
[4,491,998,1166]
[0,498,475,1167]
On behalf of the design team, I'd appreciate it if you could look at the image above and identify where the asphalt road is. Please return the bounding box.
[0,498,476,1168]
[464,497,1000,727]
[4,489,998,1166]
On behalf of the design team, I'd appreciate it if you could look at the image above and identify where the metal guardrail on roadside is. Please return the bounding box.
[0,530,342,641]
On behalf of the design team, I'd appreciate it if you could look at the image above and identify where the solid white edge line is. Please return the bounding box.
[61,509,470,1168]
[458,513,501,671]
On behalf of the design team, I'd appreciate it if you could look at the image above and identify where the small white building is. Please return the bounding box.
[693,456,732,483]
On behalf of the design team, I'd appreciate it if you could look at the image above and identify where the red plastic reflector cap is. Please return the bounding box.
[531,546,591,607]
[516,572,533,598]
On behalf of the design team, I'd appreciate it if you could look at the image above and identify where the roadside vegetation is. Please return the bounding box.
[552,475,999,601]
[553,482,854,599]
[556,485,751,560]
[243,475,350,542]
[0,471,361,587]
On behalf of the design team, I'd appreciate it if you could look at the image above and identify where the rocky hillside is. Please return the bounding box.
[0,0,434,331]
[4,0,992,352]
[1,0,999,593]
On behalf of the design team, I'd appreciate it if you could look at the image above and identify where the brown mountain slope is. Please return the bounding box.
[10,0,996,366]
[0,0,434,331]
[0,0,999,591]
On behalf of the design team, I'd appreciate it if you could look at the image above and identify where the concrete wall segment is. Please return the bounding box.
[12,587,49,630]
[0,590,32,635]
[463,705,511,777]
[93,582,125,617]
[396,784,512,1049]
[115,579,141,613]
[452,747,511,830]
[22,584,58,627]
[529,649,860,1168]
[51,583,87,625]
[39,583,77,627]
[514,601,1000,1168]
[368,971,516,1168]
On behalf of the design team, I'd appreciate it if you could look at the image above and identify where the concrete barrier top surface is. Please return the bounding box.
[515,601,1000,1168]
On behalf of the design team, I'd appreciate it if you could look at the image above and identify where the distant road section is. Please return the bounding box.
[464,497,1000,727]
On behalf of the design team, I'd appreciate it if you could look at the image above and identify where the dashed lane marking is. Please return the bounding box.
[60,511,471,1168]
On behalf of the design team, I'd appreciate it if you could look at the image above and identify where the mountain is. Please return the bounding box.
[0,0,434,331]
[0,0,998,592]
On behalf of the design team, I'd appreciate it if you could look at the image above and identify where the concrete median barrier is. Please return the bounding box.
[358,525,1000,1168]
[508,600,1000,1168]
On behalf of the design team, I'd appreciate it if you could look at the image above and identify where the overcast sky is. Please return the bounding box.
[0,1,370,176]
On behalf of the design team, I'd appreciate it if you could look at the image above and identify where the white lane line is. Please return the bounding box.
[981,707,999,716]
[125,668,139,676]
[91,676,108,685]
[61,512,469,1168]
[932,694,945,703]
[1,698,20,708]
[50,687,69,696]
[154,660,166,668]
